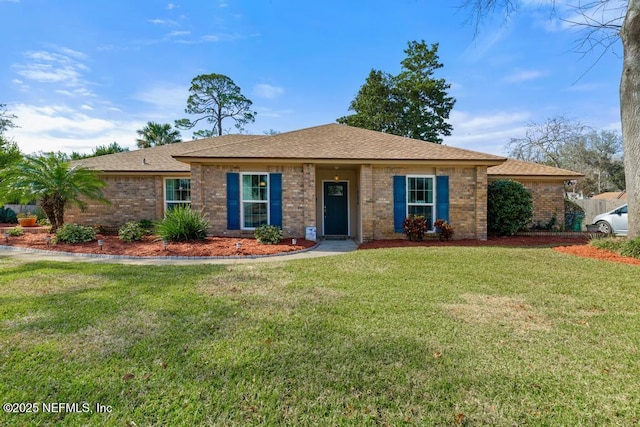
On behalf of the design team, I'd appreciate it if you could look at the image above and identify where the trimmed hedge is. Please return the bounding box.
[488,180,533,236]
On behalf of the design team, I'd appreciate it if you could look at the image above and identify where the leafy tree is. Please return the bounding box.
[136,122,182,148]
[460,1,640,235]
[0,104,18,135]
[93,142,130,156]
[0,104,22,170]
[0,137,22,170]
[565,130,625,194]
[337,41,455,143]
[0,152,110,232]
[175,73,256,138]
[70,142,130,160]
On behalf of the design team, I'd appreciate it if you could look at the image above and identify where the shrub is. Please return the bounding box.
[589,237,626,252]
[620,238,640,259]
[118,221,147,242]
[434,219,454,241]
[254,224,284,244]
[487,180,533,236]
[54,223,97,243]
[138,219,154,231]
[7,227,24,237]
[156,206,209,242]
[0,207,17,224]
[402,215,428,241]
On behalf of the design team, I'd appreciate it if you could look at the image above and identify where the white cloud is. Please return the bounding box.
[12,48,94,97]
[167,30,190,37]
[253,84,284,99]
[167,3,177,10]
[504,69,546,83]
[133,83,187,111]
[10,103,143,154]
[446,110,531,155]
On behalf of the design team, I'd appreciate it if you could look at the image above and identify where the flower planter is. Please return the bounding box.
[18,217,37,227]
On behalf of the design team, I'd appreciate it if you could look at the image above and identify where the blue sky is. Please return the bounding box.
[0,0,624,156]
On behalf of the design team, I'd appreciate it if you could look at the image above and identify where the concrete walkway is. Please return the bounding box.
[0,239,359,266]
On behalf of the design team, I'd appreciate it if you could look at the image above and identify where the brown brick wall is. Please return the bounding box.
[521,180,566,227]
[65,175,165,227]
[193,164,310,238]
[367,166,486,240]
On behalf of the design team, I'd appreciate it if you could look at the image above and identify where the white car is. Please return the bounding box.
[592,204,628,236]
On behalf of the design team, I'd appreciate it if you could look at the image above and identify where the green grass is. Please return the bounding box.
[1,247,639,425]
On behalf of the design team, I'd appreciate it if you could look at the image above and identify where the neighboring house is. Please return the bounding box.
[69,124,581,242]
[487,159,584,228]
[590,191,627,201]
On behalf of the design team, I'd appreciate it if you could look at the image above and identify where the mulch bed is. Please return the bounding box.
[1,226,638,265]
[0,232,316,257]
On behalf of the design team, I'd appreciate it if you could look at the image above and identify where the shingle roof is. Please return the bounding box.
[488,159,584,179]
[73,134,263,173]
[591,191,627,201]
[175,123,506,163]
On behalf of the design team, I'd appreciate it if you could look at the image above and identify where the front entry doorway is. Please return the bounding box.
[323,181,349,236]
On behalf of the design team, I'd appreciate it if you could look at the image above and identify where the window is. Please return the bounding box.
[165,178,191,211]
[241,173,269,229]
[407,176,435,229]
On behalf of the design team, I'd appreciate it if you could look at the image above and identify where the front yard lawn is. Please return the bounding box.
[1,246,638,425]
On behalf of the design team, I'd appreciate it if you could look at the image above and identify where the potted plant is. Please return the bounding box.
[16,212,38,227]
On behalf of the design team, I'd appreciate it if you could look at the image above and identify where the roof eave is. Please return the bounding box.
[488,174,584,181]
[172,156,506,166]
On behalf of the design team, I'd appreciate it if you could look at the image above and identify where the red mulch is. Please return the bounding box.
[553,245,640,266]
[0,232,315,257]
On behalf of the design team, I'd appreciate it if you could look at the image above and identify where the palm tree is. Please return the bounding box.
[136,122,182,148]
[0,152,110,232]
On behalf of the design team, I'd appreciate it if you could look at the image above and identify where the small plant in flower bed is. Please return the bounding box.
[118,221,148,242]
[434,219,454,241]
[54,223,97,243]
[7,227,24,237]
[156,206,209,242]
[16,212,37,219]
[254,224,284,244]
[402,215,428,241]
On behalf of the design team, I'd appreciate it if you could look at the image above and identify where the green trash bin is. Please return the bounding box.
[571,213,584,231]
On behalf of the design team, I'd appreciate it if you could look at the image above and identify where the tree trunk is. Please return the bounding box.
[621,0,640,238]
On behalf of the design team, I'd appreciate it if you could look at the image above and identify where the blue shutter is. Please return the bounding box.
[393,175,406,233]
[269,173,282,227]
[227,172,240,230]
[436,175,450,223]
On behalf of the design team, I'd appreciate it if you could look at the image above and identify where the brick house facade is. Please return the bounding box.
[68,125,581,242]
[487,159,583,229]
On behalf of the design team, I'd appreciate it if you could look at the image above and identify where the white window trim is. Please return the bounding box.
[406,174,436,231]
[240,172,270,230]
[164,177,191,213]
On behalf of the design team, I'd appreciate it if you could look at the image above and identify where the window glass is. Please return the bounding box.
[165,178,191,211]
[407,176,434,230]
[241,173,268,228]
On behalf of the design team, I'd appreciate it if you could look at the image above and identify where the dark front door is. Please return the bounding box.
[324,181,348,236]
